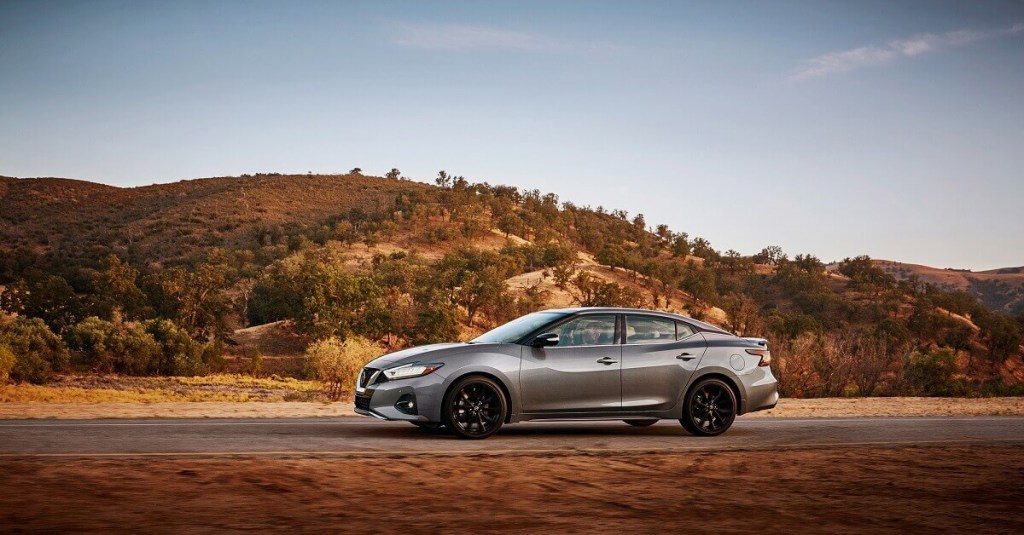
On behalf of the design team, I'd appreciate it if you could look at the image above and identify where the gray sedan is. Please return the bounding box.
[354,307,779,439]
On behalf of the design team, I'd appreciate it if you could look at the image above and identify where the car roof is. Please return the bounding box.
[543,307,733,336]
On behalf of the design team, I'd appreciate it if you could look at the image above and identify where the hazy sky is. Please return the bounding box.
[2,1,1022,270]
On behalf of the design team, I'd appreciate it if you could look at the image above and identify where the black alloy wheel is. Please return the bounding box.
[443,376,507,439]
[623,419,659,427]
[680,378,737,436]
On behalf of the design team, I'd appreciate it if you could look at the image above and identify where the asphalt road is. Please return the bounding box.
[1,416,1021,458]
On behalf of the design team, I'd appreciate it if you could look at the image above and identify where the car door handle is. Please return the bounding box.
[676,353,696,361]
[596,357,618,365]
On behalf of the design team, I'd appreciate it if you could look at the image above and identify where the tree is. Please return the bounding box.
[0,271,83,333]
[414,297,461,344]
[568,272,644,308]
[680,262,717,306]
[385,168,401,180]
[87,255,147,320]
[149,262,233,340]
[0,316,69,383]
[753,245,786,266]
[671,232,690,257]
[349,167,362,174]
[690,237,717,261]
[435,170,451,188]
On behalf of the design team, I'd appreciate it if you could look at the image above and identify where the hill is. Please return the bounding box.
[870,260,1024,316]
[0,173,432,268]
[1,172,1021,395]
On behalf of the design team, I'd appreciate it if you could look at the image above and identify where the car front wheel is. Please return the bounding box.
[443,376,507,439]
[680,378,737,436]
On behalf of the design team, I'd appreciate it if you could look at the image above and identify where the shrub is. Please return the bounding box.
[145,319,218,376]
[903,347,961,396]
[115,322,164,375]
[65,316,118,372]
[247,347,264,378]
[66,317,164,375]
[305,336,382,400]
[0,317,69,383]
[0,343,14,384]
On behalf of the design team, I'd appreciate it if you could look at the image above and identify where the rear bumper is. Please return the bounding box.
[741,368,779,414]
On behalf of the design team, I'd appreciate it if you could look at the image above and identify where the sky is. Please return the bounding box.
[1,0,1022,271]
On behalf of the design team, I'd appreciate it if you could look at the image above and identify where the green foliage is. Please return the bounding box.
[147,257,234,339]
[304,336,382,399]
[903,347,961,396]
[568,272,645,308]
[248,248,387,340]
[680,262,717,305]
[247,348,264,378]
[144,319,223,376]
[2,173,1022,394]
[0,342,14,384]
[0,316,69,383]
[0,272,83,333]
[413,299,462,345]
[752,245,786,266]
[65,316,163,375]
[838,255,895,293]
[975,312,1022,361]
[85,255,148,320]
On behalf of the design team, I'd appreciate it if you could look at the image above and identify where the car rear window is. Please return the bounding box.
[625,315,677,344]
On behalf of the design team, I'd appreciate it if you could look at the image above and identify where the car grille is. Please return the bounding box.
[358,368,379,388]
[354,394,371,411]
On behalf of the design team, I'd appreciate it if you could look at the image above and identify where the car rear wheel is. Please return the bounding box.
[624,419,658,427]
[680,378,737,436]
[443,376,507,439]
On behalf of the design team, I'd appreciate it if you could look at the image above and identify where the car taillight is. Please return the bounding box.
[745,348,771,367]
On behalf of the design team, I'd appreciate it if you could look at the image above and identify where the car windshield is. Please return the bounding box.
[471,311,566,344]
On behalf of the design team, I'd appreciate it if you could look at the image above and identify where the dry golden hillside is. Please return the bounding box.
[872,260,1024,316]
[0,173,432,266]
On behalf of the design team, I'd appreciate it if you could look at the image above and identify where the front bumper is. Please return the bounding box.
[354,371,448,422]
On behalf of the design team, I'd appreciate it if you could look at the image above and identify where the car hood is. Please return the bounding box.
[365,342,469,368]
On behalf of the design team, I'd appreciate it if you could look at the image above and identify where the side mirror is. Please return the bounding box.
[529,332,560,347]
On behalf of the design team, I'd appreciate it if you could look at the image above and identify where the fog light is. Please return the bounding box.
[395,393,417,415]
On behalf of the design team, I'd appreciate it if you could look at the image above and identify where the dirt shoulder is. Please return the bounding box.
[1,446,1021,533]
[0,396,1021,420]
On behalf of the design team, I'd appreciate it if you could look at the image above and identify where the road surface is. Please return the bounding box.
[1,416,1021,458]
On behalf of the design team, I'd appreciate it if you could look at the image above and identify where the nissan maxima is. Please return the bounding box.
[354,307,779,439]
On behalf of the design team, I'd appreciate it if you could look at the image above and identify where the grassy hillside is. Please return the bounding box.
[1,172,1021,396]
[872,260,1024,316]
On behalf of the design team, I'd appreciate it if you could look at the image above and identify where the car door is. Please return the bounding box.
[620,315,707,411]
[519,314,622,413]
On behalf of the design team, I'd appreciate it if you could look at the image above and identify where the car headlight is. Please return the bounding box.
[383,363,444,380]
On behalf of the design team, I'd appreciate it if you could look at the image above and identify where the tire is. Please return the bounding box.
[679,378,737,437]
[624,419,658,427]
[410,421,444,430]
[442,376,507,440]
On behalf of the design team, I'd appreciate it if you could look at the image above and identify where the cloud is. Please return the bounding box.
[390,22,614,53]
[792,22,1024,80]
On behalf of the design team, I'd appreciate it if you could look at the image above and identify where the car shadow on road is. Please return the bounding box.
[319,421,756,441]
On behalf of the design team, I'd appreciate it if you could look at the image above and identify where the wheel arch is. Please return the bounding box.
[684,371,745,415]
[445,370,516,423]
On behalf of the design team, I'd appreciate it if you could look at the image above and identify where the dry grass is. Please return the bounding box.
[0,374,322,403]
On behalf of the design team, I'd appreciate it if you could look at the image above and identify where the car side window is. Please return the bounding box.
[675,321,695,340]
[551,315,617,347]
[625,315,677,344]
